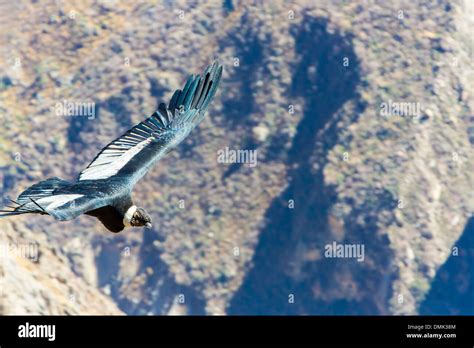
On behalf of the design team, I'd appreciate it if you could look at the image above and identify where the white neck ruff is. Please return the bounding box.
[123,205,137,227]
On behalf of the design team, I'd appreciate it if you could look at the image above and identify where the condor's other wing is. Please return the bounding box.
[77,61,223,187]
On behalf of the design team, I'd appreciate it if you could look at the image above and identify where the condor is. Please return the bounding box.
[1,62,223,233]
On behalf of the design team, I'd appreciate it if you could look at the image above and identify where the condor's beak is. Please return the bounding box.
[145,222,152,229]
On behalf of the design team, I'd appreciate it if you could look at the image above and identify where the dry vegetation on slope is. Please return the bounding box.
[0,0,472,315]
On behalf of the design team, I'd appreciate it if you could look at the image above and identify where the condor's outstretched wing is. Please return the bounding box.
[77,61,222,187]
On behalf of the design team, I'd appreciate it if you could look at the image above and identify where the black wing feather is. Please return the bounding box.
[77,61,223,186]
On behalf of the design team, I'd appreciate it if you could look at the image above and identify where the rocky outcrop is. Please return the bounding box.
[0,222,122,315]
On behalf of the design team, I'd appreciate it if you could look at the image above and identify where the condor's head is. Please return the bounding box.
[123,206,152,228]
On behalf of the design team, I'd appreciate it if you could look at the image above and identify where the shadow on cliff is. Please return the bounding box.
[420,217,474,315]
[228,16,394,315]
[93,228,206,315]
[219,11,266,130]
[217,11,268,180]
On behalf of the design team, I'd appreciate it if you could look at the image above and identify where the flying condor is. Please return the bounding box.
[1,62,223,233]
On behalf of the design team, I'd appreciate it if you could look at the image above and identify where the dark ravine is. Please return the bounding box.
[229,17,365,314]
[219,11,265,131]
[420,217,474,315]
[134,228,207,315]
[93,228,207,315]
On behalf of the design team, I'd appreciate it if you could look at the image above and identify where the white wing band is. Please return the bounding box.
[79,138,153,181]
[34,194,84,210]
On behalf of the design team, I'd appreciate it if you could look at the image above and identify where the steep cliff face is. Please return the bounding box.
[0,0,472,315]
[0,221,122,315]
[319,0,473,314]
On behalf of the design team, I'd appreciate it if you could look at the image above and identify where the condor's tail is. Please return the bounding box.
[0,177,70,217]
